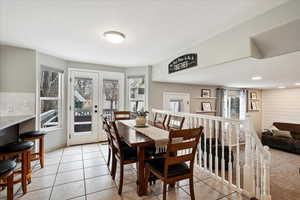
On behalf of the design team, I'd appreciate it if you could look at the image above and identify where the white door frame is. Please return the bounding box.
[163,92,190,113]
[67,68,125,145]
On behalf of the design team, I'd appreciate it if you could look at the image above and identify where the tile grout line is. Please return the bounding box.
[81,145,88,200]
[48,149,64,200]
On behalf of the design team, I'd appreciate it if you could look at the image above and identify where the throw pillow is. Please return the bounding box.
[273,130,292,138]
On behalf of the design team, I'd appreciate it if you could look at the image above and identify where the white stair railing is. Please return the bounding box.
[151,109,271,200]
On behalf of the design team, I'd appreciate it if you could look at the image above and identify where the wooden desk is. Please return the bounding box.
[116,121,168,196]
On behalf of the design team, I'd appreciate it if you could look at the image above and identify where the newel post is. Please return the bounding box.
[243,118,255,196]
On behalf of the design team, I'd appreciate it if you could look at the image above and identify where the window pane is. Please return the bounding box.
[40,70,59,97]
[74,77,93,123]
[40,100,59,128]
[103,79,119,120]
[128,77,145,112]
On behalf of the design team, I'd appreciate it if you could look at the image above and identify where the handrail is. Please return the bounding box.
[151,108,272,200]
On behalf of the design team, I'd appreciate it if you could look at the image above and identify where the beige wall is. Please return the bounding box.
[149,81,218,114]
[0,45,36,93]
[262,88,300,129]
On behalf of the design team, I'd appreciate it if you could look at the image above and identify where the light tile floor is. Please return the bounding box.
[0,143,248,200]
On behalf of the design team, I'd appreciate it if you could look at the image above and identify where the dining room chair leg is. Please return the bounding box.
[27,150,32,184]
[144,166,150,191]
[118,163,124,194]
[39,136,45,168]
[107,148,111,167]
[7,173,14,200]
[189,177,195,200]
[111,156,117,180]
[21,151,28,194]
[163,182,167,200]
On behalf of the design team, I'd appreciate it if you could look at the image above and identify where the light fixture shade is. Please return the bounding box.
[251,76,262,80]
[104,31,125,43]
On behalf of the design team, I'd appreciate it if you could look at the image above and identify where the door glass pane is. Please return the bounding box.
[74,77,93,133]
[103,79,119,121]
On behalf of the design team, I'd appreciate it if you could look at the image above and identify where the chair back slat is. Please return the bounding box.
[114,111,131,120]
[108,121,123,158]
[167,154,194,165]
[164,127,203,177]
[167,115,185,130]
[154,113,167,125]
[169,140,198,152]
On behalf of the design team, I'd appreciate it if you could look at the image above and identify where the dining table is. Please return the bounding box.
[115,120,170,196]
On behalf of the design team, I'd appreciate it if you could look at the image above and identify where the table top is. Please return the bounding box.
[0,115,35,131]
[116,120,168,147]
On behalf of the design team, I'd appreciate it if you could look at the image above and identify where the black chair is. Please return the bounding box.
[20,131,46,168]
[0,141,33,194]
[0,160,16,200]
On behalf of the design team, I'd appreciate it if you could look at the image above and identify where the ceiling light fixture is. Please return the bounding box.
[251,76,262,80]
[103,31,125,44]
[278,86,286,89]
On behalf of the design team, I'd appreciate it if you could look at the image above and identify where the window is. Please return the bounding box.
[127,76,145,112]
[223,89,246,120]
[40,68,63,130]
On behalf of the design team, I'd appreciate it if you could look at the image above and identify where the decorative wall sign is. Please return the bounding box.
[168,53,197,74]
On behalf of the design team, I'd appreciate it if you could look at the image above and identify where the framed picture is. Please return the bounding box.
[202,102,212,111]
[201,89,211,98]
[250,92,257,99]
[251,101,257,110]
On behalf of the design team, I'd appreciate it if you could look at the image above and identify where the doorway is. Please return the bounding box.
[68,69,124,145]
[163,92,190,113]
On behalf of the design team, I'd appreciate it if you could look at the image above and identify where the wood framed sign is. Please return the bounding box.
[168,53,197,74]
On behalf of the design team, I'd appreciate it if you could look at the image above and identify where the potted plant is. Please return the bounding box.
[135,111,149,126]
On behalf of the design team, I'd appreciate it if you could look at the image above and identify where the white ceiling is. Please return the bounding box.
[157,51,300,89]
[0,0,289,67]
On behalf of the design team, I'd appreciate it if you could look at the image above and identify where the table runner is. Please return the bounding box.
[119,120,169,149]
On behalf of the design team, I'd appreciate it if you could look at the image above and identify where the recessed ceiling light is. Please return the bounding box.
[251,76,262,80]
[278,86,286,89]
[103,31,125,44]
[295,83,300,86]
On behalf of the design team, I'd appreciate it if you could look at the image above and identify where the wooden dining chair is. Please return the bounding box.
[108,121,137,195]
[166,115,185,130]
[113,111,131,121]
[102,118,114,174]
[154,112,168,127]
[145,127,203,200]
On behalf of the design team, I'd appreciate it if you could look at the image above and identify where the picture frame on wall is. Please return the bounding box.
[251,101,257,110]
[201,89,211,98]
[250,92,257,99]
[202,102,212,111]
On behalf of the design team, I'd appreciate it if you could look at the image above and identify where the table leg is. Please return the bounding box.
[137,146,146,196]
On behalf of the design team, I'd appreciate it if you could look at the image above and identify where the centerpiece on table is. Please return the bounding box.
[135,111,149,127]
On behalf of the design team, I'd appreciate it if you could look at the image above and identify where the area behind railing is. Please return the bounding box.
[151,109,271,200]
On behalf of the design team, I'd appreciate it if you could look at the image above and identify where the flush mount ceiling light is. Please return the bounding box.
[251,76,262,80]
[103,31,125,44]
[278,86,286,89]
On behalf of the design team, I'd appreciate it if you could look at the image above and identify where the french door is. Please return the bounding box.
[68,70,99,145]
[68,69,124,145]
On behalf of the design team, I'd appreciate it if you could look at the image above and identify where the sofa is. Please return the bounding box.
[261,122,300,154]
